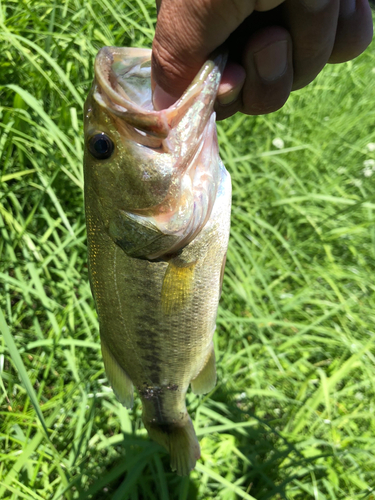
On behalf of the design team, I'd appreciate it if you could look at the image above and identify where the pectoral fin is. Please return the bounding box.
[191,344,217,395]
[101,338,134,408]
[161,261,196,315]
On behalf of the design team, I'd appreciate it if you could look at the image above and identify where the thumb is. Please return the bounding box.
[152,0,284,108]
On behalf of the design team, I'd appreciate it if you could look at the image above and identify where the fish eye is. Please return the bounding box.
[88,133,114,160]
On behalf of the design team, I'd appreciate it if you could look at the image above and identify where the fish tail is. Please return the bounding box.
[143,416,200,475]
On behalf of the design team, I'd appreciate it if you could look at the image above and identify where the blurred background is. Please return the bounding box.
[0,1,374,499]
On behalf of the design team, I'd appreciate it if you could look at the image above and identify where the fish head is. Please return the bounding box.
[84,46,226,259]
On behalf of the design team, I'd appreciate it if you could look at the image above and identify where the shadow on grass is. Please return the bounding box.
[201,384,339,500]
[69,388,339,500]
[74,433,200,500]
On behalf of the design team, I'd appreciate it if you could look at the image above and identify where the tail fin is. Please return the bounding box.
[144,416,200,475]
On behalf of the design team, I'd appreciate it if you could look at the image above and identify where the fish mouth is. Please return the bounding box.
[93,46,226,143]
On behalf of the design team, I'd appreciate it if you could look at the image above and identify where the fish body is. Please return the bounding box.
[84,47,231,475]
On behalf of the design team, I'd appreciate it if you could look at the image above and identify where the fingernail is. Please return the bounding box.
[340,0,356,16]
[217,85,242,106]
[254,40,287,82]
[153,84,177,110]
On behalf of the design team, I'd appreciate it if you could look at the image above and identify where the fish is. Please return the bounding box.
[83,46,231,475]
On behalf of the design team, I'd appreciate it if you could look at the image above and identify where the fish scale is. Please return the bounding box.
[84,47,231,475]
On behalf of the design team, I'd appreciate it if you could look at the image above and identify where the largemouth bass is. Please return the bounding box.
[84,47,231,475]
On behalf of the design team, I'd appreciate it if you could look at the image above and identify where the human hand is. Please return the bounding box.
[152,0,373,119]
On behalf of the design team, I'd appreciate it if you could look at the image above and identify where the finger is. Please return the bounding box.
[215,26,293,119]
[329,0,373,63]
[282,0,340,90]
[217,62,246,106]
[152,0,285,102]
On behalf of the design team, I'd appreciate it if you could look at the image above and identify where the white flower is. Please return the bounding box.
[363,159,375,169]
[351,179,362,187]
[362,160,375,177]
[366,143,375,152]
[337,167,346,174]
[272,137,284,149]
[324,419,331,424]
[363,168,373,178]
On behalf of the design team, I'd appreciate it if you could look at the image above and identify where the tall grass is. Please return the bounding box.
[0,1,374,498]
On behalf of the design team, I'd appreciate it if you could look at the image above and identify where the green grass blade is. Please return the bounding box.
[0,308,48,436]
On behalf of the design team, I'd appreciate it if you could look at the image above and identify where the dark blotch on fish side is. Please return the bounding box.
[150,370,162,385]
[143,353,163,365]
[136,338,159,351]
[154,423,174,435]
[136,322,159,346]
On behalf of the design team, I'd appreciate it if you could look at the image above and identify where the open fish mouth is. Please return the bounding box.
[85,47,226,260]
[93,46,225,142]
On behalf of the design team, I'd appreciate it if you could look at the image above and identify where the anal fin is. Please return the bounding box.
[101,338,134,408]
[191,344,217,395]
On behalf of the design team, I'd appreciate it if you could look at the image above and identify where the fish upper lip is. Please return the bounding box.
[93,46,226,140]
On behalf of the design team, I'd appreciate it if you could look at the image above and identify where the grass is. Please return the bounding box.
[0,1,374,498]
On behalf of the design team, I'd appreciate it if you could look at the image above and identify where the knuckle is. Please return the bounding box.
[203,0,253,30]
[226,0,251,24]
